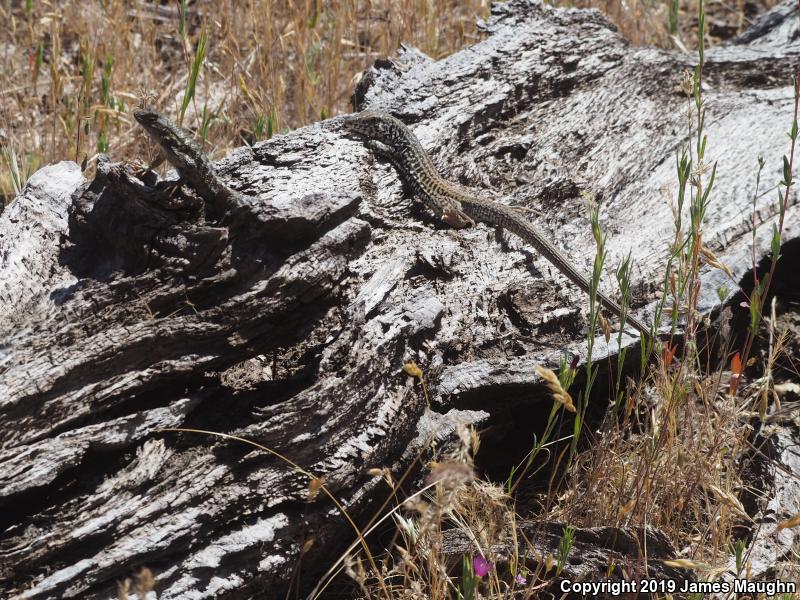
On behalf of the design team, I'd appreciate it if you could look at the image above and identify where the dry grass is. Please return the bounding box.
[554,355,752,566]
[0,0,779,207]
[562,0,774,47]
[0,0,490,205]
[344,326,795,597]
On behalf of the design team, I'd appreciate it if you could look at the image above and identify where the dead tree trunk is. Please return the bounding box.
[2,0,799,597]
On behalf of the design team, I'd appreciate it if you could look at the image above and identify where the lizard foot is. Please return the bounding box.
[365,139,394,158]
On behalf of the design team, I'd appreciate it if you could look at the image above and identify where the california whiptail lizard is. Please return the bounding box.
[134,107,650,338]
[134,108,249,213]
[342,110,651,339]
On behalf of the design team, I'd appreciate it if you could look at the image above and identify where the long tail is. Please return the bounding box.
[463,200,651,339]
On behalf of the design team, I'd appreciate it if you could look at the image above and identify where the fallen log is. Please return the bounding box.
[1,0,799,597]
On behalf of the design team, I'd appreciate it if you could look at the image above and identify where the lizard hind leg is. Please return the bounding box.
[441,205,475,229]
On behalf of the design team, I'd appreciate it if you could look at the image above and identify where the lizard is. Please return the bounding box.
[341,110,652,339]
[133,108,249,214]
[133,107,651,338]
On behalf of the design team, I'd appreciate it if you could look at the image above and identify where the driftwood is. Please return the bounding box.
[2,0,800,597]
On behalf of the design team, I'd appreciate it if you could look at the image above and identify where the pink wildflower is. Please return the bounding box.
[472,555,492,577]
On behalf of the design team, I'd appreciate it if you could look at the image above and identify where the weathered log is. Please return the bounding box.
[2,0,799,597]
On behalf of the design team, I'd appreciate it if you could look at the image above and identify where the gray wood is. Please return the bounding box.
[2,0,799,597]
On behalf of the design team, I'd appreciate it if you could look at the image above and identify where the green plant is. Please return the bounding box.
[737,70,799,374]
[570,197,607,458]
[199,105,212,146]
[555,525,576,576]
[179,30,208,126]
[731,538,746,576]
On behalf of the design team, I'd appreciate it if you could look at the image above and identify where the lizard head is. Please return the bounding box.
[132,108,184,148]
[133,108,195,155]
[133,108,162,132]
[341,110,405,145]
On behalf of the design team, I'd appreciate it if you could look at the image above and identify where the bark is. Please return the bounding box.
[2,0,799,597]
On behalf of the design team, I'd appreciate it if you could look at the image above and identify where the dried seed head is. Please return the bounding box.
[776,512,800,532]
[134,567,155,595]
[598,311,611,342]
[403,362,424,379]
[307,476,326,501]
[700,245,733,279]
[534,365,575,412]
[425,460,474,490]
